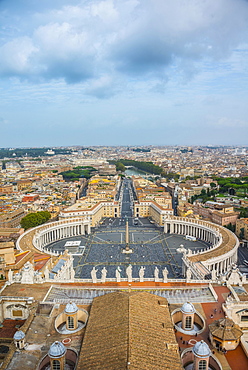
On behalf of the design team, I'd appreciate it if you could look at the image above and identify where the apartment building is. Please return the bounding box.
[0,209,26,228]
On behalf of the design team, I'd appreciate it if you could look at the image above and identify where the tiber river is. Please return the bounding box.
[124,167,148,177]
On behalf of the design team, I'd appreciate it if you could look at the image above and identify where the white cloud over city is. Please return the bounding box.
[0,0,248,146]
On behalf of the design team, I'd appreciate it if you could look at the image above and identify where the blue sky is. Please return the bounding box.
[1,0,248,147]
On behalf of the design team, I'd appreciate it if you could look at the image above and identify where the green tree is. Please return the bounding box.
[116,162,126,172]
[239,227,245,239]
[20,211,51,230]
[225,223,236,233]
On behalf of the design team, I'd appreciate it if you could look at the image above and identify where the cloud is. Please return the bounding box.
[84,75,118,98]
[110,0,248,76]
[33,22,95,83]
[0,37,38,77]
[215,117,248,128]
[0,0,248,89]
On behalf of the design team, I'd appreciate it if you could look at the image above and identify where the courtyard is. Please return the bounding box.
[46,218,210,279]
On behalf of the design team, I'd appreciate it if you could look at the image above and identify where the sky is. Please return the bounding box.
[1,0,248,147]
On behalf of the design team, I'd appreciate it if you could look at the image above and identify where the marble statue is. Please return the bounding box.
[91,266,98,283]
[126,264,132,282]
[101,267,107,283]
[139,266,145,282]
[34,271,43,283]
[44,266,50,280]
[186,268,192,282]
[21,262,34,284]
[70,267,75,281]
[8,269,13,283]
[154,266,159,282]
[211,269,217,281]
[162,267,168,283]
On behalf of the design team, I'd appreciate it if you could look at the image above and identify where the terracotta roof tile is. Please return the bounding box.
[78,291,182,370]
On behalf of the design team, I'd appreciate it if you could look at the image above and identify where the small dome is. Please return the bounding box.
[14,330,25,340]
[181,302,196,314]
[209,317,243,341]
[65,301,78,314]
[48,341,66,358]
[193,340,211,358]
[219,317,234,329]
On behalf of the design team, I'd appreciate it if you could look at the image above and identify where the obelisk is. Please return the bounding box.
[122,219,133,254]
[125,219,129,246]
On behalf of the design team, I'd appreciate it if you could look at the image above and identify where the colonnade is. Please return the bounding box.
[206,254,237,275]
[164,216,239,279]
[164,221,219,245]
[32,219,91,253]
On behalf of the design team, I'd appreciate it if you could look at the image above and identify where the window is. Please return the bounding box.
[185,316,192,329]
[68,316,74,329]
[13,310,22,317]
[198,360,207,370]
[241,315,248,322]
[52,360,60,370]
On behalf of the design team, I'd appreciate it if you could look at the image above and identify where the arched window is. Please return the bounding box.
[185,316,192,329]
[198,359,207,370]
[68,316,74,329]
[52,360,60,370]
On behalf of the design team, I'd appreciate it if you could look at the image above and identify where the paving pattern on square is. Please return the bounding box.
[47,221,210,279]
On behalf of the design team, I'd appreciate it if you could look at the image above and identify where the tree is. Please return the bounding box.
[239,227,245,239]
[20,211,51,230]
[116,162,126,172]
[225,223,236,233]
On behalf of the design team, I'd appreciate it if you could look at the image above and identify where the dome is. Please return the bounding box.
[48,341,66,358]
[193,340,211,358]
[219,317,235,329]
[14,330,25,340]
[181,302,196,314]
[65,301,78,314]
[209,317,243,341]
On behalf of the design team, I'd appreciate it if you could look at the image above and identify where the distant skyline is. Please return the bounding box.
[1,0,248,147]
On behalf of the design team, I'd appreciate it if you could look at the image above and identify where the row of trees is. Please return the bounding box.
[190,188,217,204]
[20,211,51,230]
[214,177,248,195]
[116,159,164,175]
[0,147,74,159]
[132,148,151,153]
[59,166,97,181]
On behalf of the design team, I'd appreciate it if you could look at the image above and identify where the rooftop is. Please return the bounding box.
[78,291,182,370]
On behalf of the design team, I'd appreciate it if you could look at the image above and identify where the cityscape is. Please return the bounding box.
[1,0,248,369]
[0,145,248,369]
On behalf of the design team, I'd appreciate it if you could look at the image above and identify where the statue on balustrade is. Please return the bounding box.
[91,266,98,283]
[139,266,145,282]
[126,264,132,282]
[101,267,107,283]
[162,267,168,283]
[154,266,159,282]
